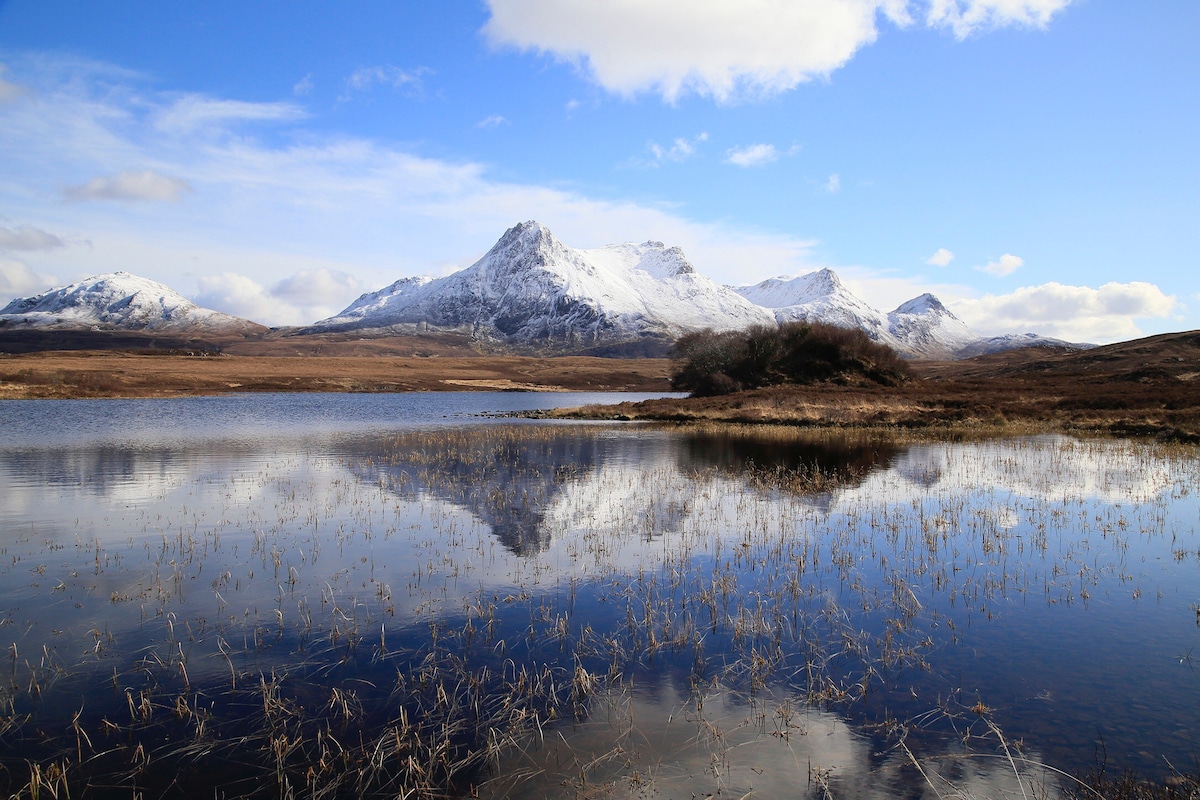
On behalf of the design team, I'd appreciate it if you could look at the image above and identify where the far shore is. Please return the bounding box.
[3,331,1198,443]
[0,350,673,398]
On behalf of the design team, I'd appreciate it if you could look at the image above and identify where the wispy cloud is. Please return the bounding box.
[154,96,305,134]
[643,132,708,166]
[293,74,314,97]
[65,170,192,203]
[0,224,65,251]
[726,143,778,168]
[926,248,954,266]
[0,55,823,323]
[0,65,26,103]
[484,0,1076,102]
[341,65,431,100]
[824,173,842,193]
[476,114,508,129]
[977,253,1024,276]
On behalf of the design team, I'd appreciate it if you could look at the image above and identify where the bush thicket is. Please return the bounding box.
[670,321,909,397]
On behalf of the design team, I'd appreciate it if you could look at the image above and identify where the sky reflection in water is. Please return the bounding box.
[0,394,1198,797]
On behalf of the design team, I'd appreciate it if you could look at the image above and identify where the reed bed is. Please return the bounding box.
[0,423,1197,799]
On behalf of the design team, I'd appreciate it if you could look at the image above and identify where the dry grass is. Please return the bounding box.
[0,351,673,398]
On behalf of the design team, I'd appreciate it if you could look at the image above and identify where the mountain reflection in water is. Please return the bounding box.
[351,426,901,555]
[0,400,1197,799]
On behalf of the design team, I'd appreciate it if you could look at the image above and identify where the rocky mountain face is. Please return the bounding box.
[0,272,264,336]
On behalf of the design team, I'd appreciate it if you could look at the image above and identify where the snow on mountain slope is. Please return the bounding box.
[313,221,775,352]
[736,273,990,358]
[0,272,264,335]
[956,333,1093,358]
[735,270,897,347]
[885,293,980,359]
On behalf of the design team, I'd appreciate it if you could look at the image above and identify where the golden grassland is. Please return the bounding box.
[2,329,1198,441]
[0,350,674,398]
[558,331,1200,441]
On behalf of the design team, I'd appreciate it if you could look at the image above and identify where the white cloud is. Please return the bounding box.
[951,281,1178,342]
[342,66,430,99]
[154,96,305,134]
[0,258,56,301]
[270,268,363,308]
[0,65,26,103]
[476,114,508,129]
[65,170,192,203]
[195,269,363,327]
[925,0,1073,39]
[977,253,1024,276]
[726,143,778,167]
[824,173,842,193]
[0,55,826,324]
[926,247,954,266]
[645,132,708,166]
[483,0,1075,102]
[293,74,315,97]
[0,224,65,251]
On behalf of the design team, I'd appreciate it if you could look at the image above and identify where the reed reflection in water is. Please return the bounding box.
[0,415,1196,798]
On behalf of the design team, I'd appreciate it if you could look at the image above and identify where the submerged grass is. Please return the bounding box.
[0,423,1197,798]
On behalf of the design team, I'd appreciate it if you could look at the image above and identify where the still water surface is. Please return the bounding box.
[1,393,1198,798]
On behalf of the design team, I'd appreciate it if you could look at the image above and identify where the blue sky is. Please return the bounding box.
[0,0,1195,342]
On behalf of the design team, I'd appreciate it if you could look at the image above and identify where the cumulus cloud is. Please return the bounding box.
[726,143,778,167]
[978,253,1024,276]
[65,169,192,203]
[952,281,1178,343]
[0,224,65,251]
[270,268,363,308]
[195,268,363,327]
[483,0,1075,102]
[926,0,1072,39]
[0,258,56,301]
[824,173,842,193]
[927,248,954,266]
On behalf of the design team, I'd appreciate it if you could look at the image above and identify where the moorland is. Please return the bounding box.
[2,327,1198,441]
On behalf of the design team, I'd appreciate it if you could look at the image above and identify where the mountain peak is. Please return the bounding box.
[893,293,950,317]
[804,268,843,293]
[0,271,263,335]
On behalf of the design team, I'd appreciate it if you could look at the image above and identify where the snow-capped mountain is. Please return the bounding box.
[735,269,896,345]
[734,272,1078,359]
[311,220,775,354]
[885,293,981,359]
[0,272,264,335]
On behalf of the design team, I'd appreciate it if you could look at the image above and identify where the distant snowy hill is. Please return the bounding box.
[735,269,896,346]
[0,272,265,336]
[735,272,1082,359]
[311,220,775,355]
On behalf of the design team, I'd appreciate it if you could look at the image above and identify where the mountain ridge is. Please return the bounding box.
[1,223,1090,359]
[0,272,265,337]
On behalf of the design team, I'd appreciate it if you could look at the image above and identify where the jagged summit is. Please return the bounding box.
[0,272,264,335]
[311,220,774,355]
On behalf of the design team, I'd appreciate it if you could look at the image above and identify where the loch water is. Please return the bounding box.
[1,393,1198,798]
